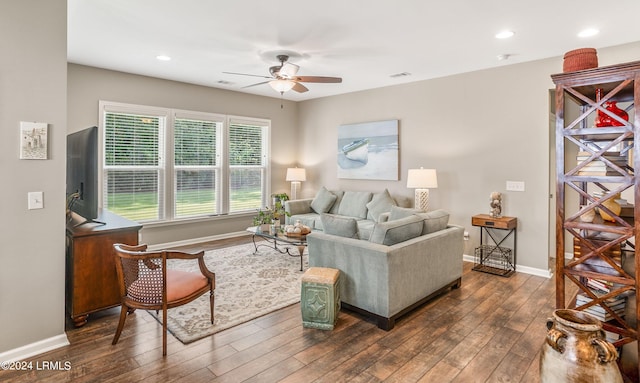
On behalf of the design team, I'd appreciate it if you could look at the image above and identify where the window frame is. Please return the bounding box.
[99,101,271,224]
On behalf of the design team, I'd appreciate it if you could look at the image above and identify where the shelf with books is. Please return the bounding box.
[552,60,640,380]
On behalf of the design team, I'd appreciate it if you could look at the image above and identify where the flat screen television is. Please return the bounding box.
[66,126,102,225]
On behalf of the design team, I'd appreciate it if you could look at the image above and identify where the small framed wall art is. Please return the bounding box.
[20,121,48,160]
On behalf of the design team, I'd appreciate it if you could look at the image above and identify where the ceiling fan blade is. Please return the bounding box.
[292,82,309,93]
[223,71,273,79]
[294,76,342,83]
[242,81,270,89]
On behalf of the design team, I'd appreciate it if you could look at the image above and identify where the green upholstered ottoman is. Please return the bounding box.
[301,267,340,330]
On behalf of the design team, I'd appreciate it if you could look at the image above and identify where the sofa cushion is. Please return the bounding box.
[338,191,373,219]
[356,219,375,241]
[328,190,345,214]
[369,215,424,245]
[389,205,422,221]
[366,189,397,222]
[416,209,450,234]
[310,187,338,214]
[320,213,359,239]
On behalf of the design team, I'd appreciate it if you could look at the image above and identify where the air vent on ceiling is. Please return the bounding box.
[390,72,412,78]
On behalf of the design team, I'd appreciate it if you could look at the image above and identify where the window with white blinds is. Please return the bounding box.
[229,120,267,213]
[174,117,221,218]
[103,111,165,222]
[100,101,270,223]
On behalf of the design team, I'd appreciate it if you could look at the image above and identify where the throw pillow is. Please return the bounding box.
[337,191,373,219]
[320,213,359,239]
[366,189,397,222]
[369,215,424,246]
[417,209,450,234]
[328,190,345,214]
[389,205,422,221]
[310,187,338,214]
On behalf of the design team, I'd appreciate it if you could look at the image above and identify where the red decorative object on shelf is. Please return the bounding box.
[563,48,598,72]
[595,88,629,127]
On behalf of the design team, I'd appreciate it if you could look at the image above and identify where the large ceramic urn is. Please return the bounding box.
[540,309,622,383]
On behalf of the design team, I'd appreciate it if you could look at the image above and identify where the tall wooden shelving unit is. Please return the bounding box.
[553,61,640,381]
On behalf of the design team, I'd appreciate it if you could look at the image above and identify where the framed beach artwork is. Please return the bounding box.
[20,121,48,160]
[337,119,399,180]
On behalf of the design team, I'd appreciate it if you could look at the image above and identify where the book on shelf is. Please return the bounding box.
[576,291,627,306]
[582,307,624,322]
[604,329,620,344]
[577,170,625,176]
[581,306,625,322]
[585,278,626,294]
[580,302,625,315]
[576,151,629,176]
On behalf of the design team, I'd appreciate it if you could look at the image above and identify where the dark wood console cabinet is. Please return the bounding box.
[65,209,141,327]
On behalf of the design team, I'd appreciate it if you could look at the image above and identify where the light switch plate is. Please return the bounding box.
[28,191,44,209]
[506,181,525,192]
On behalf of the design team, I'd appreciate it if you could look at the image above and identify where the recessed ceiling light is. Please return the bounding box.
[495,30,515,39]
[156,55,171,61]
[578,28,599,38]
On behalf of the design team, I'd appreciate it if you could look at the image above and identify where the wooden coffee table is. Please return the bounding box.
[246,226,307,271]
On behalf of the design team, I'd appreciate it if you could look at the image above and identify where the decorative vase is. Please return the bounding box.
[595,88,629,127]
[578,205,596,223]
[598,194,622,222]
[540,309,622,383]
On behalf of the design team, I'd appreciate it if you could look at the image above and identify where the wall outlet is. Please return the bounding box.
[28,191,44,209]
[506,181,525,192]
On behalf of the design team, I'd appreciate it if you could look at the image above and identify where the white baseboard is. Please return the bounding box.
[147,230,251,251]
[0,334,69,363]
[463,254,552,278]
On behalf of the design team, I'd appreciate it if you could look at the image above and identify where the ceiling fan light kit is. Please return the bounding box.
[269,79,296,92]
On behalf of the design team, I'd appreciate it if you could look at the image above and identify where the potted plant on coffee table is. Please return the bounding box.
[253,207,274,232]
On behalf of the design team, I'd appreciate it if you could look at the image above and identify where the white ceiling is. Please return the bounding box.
[68,0,640,102]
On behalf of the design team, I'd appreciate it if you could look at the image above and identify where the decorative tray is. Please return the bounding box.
[284,231,310,238]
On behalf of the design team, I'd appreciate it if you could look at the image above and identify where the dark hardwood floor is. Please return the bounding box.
[1,237,565,383]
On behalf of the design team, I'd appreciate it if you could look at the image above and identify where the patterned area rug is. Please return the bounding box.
[149,242,307,344]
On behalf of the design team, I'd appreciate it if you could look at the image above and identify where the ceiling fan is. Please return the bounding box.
[223,54,342,94]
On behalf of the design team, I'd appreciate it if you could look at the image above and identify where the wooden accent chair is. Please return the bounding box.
[111,243,215,356]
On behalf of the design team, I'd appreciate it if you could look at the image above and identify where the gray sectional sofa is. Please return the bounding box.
[285,187,407,240]
[286,188,465,330]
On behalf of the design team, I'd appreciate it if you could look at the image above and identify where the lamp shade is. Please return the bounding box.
[269,79,296,93]
[286,167,306,182]
[407,168,438,189]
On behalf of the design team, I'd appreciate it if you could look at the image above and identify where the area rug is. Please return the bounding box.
[148,242,308,344]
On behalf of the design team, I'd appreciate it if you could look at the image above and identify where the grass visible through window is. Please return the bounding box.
[107,189,262,222]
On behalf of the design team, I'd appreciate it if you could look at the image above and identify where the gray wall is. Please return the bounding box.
[0,1,67,353]
[67,64,299,245]
[296,41,640,272]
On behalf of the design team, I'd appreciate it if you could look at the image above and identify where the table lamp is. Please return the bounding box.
[407,167,438,211]
[286,167,306,200]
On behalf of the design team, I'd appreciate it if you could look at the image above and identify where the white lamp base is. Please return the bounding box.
[415,189,430,212]
[290,181,301,200]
